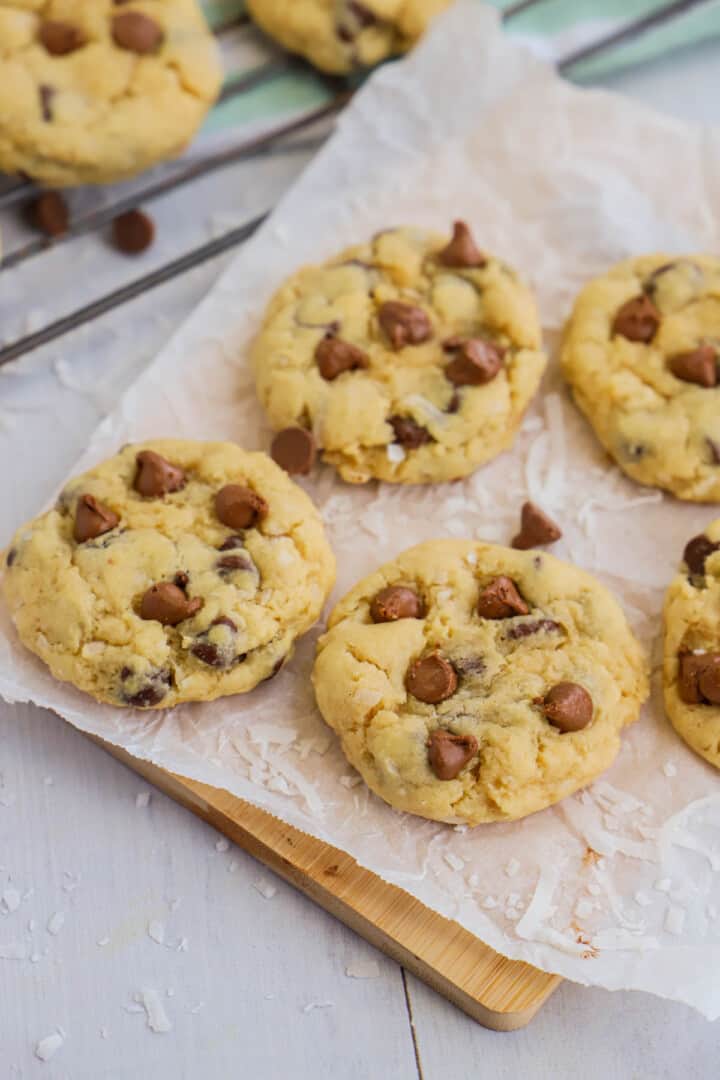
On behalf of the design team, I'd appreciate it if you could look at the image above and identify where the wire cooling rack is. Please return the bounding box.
[0,0,715,368]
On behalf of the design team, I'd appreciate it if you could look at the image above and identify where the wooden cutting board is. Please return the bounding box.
[90,735,561,1031]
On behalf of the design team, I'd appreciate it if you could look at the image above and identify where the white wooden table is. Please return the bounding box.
[1,38,719,1079]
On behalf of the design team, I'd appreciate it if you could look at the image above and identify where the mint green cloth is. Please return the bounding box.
[199,1,720,131]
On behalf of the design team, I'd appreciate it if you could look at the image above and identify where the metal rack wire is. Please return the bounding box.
[0,0,714,367]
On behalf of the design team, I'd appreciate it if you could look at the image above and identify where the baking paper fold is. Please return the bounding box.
[3,0,720,1016]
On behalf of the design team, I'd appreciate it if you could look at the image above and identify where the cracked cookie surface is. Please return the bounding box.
[0,0,221,185]
[312,539,647,824]
[246,0,451,75]
[561,255,720,502]
[663,518,720,768]
[252,224,546,484]
[2,440,335,709]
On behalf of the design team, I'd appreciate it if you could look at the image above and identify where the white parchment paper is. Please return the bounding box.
[3,1,720,1016]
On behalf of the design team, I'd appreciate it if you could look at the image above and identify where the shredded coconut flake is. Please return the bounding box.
[252,879,277,900]
[504,858,520,878]
[664,906,686,936]
[0,942,26,960]
[215,838,230,853]
[133,989,172,1034]
[46,911,65,936]
[34,1031,64,1062]
[443,852,465,872]
[147,920,165,945]
[2,887,21,913]
[345,958,380,979]
[302,1001,334,1013]
[135,791,151,808]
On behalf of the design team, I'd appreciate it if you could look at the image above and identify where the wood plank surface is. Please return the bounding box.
[90,735,561,1031]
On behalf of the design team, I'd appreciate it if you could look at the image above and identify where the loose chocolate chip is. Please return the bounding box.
[219,534,245,551]
[270,427,317,475]
[437,221,486,268]
[39,85,55,122]
[512,501,562,550]
[111,12,164,54]
[427,729,478,781]
[217,553,253,574]
[683,534,720,577]
[539,682,593,732]
[389,415,431,448]
[370,585,424,623]
[134,450,185,497]
[669,345,717,388]
[378,301,432,349]
[445,339,504,386]
[139,582,203,626]
[112,209,155,254]
[215,485,268,530]
[506,618,562,640]
[29,191,68,237]
[477,576,529,619]
[678,652,720,705]
[406,654,457,704]
[39,20,85,55]
[315,336,369,380]
[74,494,119,543]
[611,294,660,343]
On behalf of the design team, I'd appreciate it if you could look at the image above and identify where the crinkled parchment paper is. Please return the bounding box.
[3,0,720,1016]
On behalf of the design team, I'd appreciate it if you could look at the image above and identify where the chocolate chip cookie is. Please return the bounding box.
[663,520,720,768]
[252,223,546,485]
[561,255,720,501]
[246,0,451,75]
[0,1,221,186]
[2,441,335,708]
[312,539,647,824]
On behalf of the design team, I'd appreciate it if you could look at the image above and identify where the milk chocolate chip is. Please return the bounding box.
[477,576,529,619]
[270,427,317,475]
[378,302,432,348]
[74,494,119,542]
[217,553,253,574]
[611,294,660,343]
[30,191,68,237]
[445,339,504,386]
[678,652,720,705]
[389,415,431,448]
[683,534,720,577]
[39,20,85,55]
[139,582,203,626]
[112,12,164,53]
[215,485,268,530]
[406,654,457,704]
[437,221,486,268]
[427,730,478,781]
[112,209,155,254]
[315,336,368,380]
[669,345,717,388]
[134,450,185,497]
[370,586,424,623]
[512,501,562,550]
[539,682,593,732]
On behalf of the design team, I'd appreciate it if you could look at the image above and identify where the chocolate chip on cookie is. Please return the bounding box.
[683,534,720,577]
[271,427,317,475]
[378,302,432,349]
[477,576,529,619]
[678,652,720,705]
[215,485,268,530]
[39,85,55,123]
[39,21,85,55]
[219,534,245,550]
[437,221,486,268]
[217,553,253,575]
[134,450,185,497]
[121,666,172,708]
[112,209,155,255]
[445,339,504,386]
[427,730,479,781]
[140,582,203,626]
[370,586,424,623]
[669,345,717,388]
[30,191,69,238]
[74,494,119,543]
[112,12,164,54]
[315,336,369,380]
[538,682,593,732]
[406,654,457,704]
[191,616,244,668]
[611,294,660,343]
[389,416,431,448]
[506,618,562,640]
[512,501,562,550]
